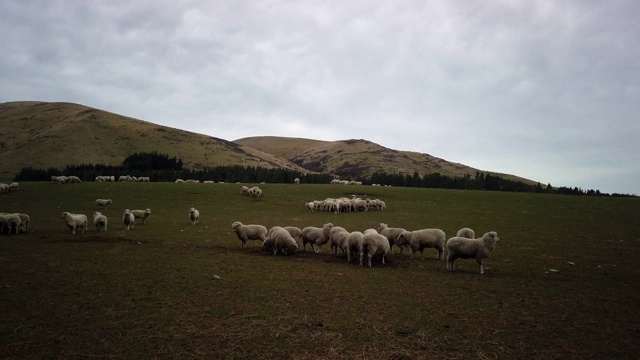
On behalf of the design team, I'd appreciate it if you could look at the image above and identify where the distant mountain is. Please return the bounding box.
[0,101,536,185]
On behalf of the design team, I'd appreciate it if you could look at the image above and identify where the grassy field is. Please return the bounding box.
[1,183,639,359]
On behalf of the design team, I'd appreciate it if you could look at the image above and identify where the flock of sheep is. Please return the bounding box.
[1,181,500,274]
[231,220,500,274]
[0,181,20,194]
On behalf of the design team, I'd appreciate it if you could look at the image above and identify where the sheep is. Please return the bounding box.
[345,231,364,264]
[15,213,30,233]
[305,202,315,213]
[0,183,8,194]
[189,207,200,225]
[95,199,113,209]
[301,223,334,253]
[447,231,500,274]
[130,208,151,224]
[0,213,22,234]
[360,231,391,267]
[294,178,300,184]
[268,226,299,255]
[66,176,81,183]
[329,226,350,254]
[232,221,268,248]
[456,227,475,239]
[93,211,108,232]
[377,223,407,253]
[8,182,19,191]
[122,209,135,230]
[60,212,87,235]
[247,186,262,198]
[397,229,446,260]
[240,186,249,194]
[283,226,303,250]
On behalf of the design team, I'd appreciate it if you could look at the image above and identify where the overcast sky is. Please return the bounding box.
[1,1,638,194]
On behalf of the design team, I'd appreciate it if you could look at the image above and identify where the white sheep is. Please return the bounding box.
[122,209,135,230]
[456,227,475,239]
[130,208,151,224]
[8,182,19,191]
[189,207,200,225]
[0,213,22,234]
[301,223,334,253]
[305,202,315,213]
[95,199,113,209]
[283,226,303,250]
[397,229,446,260]
[15,213,30,233]
[294,178,300,184]
[329,226,350,254]
[232,221,268,248]
[447,231,500,274]
[66,176,81,183]
[360,231,391,267]
[60,212,88,235]
[93,211,108,232]
[240,186,249,194]
[268,226,299,255]
[345,231,364,264]
[0,183,8,194]
[377,223,407,253]
[247,186,262,198]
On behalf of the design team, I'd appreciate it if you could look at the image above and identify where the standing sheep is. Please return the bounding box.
[447,231,500,274]
[93,211,108,232]
[329,226,350,254]
[345,231,364,264]
[377,223,407,253]
[130,208,151,224]
[301,223,334,253]
[15,213,30,233]
[0,213,22,234]
[95,199,113,209]
[123,209,135,230]
[268,226,299,255]
[397,229,446,260]
[189,208,200,225]
[247,186,262,198]
[360,231,391,267]
[283,226,303,250]
[456,227,475,239]
[60,212,87,235]
[232,221,268,248]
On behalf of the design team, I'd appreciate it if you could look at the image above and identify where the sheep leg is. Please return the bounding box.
[368,254,373,267]
[477,259,484,274]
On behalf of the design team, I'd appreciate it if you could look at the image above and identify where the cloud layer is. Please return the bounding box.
[2,0,638,194]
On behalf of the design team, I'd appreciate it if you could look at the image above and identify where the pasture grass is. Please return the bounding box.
[1,183,639,359]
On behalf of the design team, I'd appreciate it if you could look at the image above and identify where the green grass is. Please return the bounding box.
[1,183,639,359]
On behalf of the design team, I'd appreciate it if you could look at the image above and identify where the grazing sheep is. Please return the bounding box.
[345,231,364,264]
[95,199,113,209]
[0,183,8,194]
[122,209,135,230]
[130,208,151,224]
[189,207,200,225]
[329,226,350,254]
[447,231,500,274]
[268,226,299,255]
[60,212,88,235]
[398,229,446,260]
[0,213,22,234]
[377,223,407,253]
[15,213,30,233]
[294,178,300,184]
[8,182,19,191]
[93,211,108,232]
[301,223,334,253]
[283,226,303,250]
[456,227,475,239]
[232,221,268,248]
[360,231,391,267]
[305,202,315,213]
[240,186,249,195]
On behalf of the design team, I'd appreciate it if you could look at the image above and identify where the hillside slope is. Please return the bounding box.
[0,101,307,178]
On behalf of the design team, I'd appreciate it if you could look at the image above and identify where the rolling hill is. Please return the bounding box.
[0,101,536,184]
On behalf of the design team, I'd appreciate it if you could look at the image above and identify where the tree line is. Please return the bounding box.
[13,151,637,198]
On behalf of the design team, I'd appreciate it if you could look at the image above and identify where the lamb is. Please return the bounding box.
[397,228,446,260]
[456,227,475,239]
[377,223,407,253]
[329,226,350,254]
[0,213,22,234]
[189,207,200,225]
[122,209,135,230]
[268,226,299,255]
[93,211,108,232]
[446,231,500,274]
[232,221,268,248]
[301,223,334,253]
[95,199,113,209]
[345,231,364,264]
[360,231,391,267]
[130,208,151,224]
[60,212,88,235]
